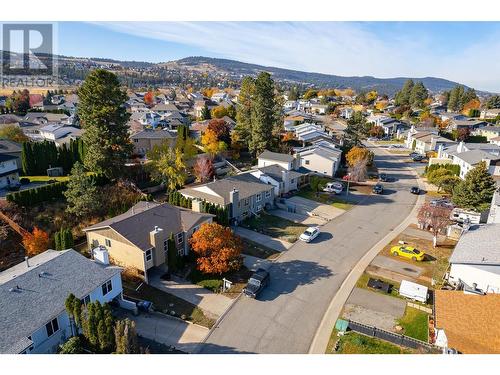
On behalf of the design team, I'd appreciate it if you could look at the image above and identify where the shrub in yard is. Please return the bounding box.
[59,336,84,354]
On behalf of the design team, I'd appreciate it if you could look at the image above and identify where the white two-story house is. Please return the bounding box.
[0,154,20,189]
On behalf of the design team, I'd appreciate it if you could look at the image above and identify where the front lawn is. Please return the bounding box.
[241,238,280,260]
[122,280,215,328]
[188,265,254,299]
[397,307,429,342]
[296,189,353,210]
[334,332,413,354]
[23,175,70,182]
[241,212,307,243]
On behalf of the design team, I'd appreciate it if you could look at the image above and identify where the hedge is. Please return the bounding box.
[6,173,108,207]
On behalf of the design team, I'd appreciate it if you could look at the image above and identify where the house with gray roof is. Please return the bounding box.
[130,129,177,157]
[84,202,213,282]
[0,139,22,168]
[249,164,306,196]
[447,224,500,294]
[0,153,20,189]
[179,173,274,223]
[0,249,123,354]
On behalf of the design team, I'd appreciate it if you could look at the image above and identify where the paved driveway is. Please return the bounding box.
[199,144,419,353]
[370,255,424,278]
[149,272,232,319]
[243,255,272,272]
[117,310,209,353]
[233,226,292,252]
[285,196,345,221]
[343,288,406,331]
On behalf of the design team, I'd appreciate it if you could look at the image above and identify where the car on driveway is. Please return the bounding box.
[243,268,270,298]
[299,226,320,242]
[372,184,384,194]
[390,245,425,261]
[412,155,424,162]
[410,186,421,195]
[379,173,388,182]
[323,182,343,194]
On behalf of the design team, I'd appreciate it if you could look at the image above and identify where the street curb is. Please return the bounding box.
[308,142,427,354]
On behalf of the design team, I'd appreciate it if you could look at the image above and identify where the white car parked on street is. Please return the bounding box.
[323,182,343,194]
[299,227,320,243]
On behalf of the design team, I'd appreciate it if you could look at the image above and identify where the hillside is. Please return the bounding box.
[173,56,469,95]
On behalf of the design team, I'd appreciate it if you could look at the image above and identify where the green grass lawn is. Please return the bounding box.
[241,212,307,242]
[397,307,429,342]
[122,280,215,328]
[241,238,280,260]
[334,332,413,354]
[296,188,353,210]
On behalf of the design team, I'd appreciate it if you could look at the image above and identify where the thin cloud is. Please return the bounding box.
[96,22,500,92]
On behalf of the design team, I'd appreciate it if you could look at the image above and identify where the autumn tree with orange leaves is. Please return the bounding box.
[22,227,50,256]
[144,91,154,106]
[189,223,243,275]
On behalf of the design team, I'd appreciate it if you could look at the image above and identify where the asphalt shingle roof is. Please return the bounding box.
[130,129,177,140]
[449,224,500,265]
[258,150,294,163]
[0,250,122,354]
[84,202,213,251]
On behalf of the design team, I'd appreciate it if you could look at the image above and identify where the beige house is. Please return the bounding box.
[83,202,213,282]
[130,129,177,157]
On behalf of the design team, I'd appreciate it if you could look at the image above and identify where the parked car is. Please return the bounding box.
[390,245,425,261]
[367,137,378,141]
[409,152,420,158]
[7,182,21,191]
[379,173,388,182]
[412,155,424,162]
[243,268,270,298]
[410,186,420,195]
[136,300,153,312]
[323,182,343,194]
[372,184,384,194]
[299,226,320,243]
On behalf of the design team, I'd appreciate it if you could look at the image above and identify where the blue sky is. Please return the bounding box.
[56,22,500,92]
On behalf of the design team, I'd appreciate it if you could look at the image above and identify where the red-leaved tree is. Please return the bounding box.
[417,202,452,247]
[194,156,215,183]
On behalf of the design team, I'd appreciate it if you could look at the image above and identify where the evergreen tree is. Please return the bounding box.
[249,72,278,155]
[343,111,368,150]
[114,319,138,354]
[452,161,496,212]
[409,81,428,108]
[64,162,99,218]
[55,230,62,250]
[235,76,256,148]
[79,69,132,179]
[394,79,414,106]
[200,104,211,120]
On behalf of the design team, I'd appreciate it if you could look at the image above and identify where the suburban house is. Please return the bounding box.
[37,124,83,146]
[0,139,22,169]
[448,119,487,132]
[294,140,342,177]
[179,173,275,223]
[487,189,500,224]
[404,126,439,149]
[473,126,500,141]
[412,132,456,155]
[447,224,500,294]
[0,154,20,189]
[434,290,500,354]
[340,107,354,119]
[293,123,332,143]
[440,112,468,122]
[0,249,123,354]
[84,202,213,282]
[130,129,177,157]
[480,108,500,119]
[249,164,306,196]
[451,149,500,179]
[258,150,297,171]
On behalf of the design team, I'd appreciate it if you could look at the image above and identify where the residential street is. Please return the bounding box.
[199,145,419,353]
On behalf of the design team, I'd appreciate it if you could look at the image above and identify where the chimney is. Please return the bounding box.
[192,198,202,213]
[281,170,290,193]
[25,256,29,268]
[437,144,444,158]
[229,188,239,219]
[457,141,465,153]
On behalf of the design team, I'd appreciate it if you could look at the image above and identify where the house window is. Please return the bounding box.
[145,249,152,262]
[163,239,168,256]
[305,160,310,165]
[45,318,59,338]
[290,179,295,184]
[256,205,262,212]
[105,239,111,247]
[265,190,271,199]
[176,232,184,244]
[256,193,262,202]
[244,198,249,206]
[81,295,90,305]
[134,139,138,143]
[101,280,113,296]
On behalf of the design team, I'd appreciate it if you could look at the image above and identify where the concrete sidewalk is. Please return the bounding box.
[149,273,232,319]
[233,226,292,252]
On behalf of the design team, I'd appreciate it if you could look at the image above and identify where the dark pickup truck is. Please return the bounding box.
[243,268,270,298]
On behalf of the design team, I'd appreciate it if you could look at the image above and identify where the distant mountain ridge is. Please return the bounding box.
[173,56,473,95]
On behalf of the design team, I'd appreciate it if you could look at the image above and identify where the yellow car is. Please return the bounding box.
[390,245,425,261]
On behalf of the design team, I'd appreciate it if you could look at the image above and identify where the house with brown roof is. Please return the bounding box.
[434,290,500,353]
[83,202,213,283]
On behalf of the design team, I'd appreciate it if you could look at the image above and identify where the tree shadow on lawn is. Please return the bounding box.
[258,259,334,301]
